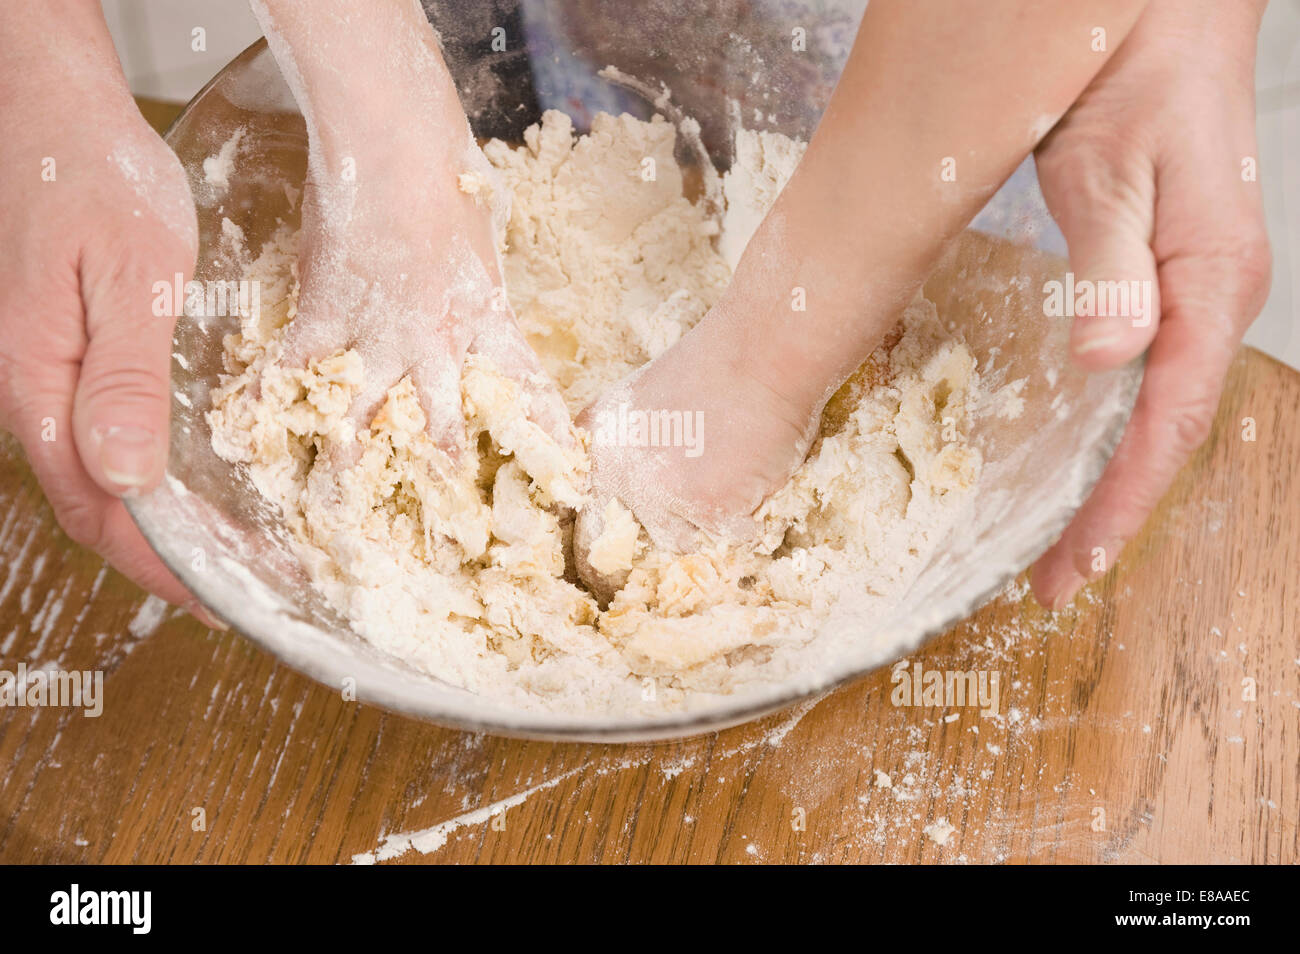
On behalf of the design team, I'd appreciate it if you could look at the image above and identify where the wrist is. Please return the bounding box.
[0,0,134,115]
[712,251,901,418]
[718,169,931,407]
[254,0,469,178]
[1145,0,1263,66]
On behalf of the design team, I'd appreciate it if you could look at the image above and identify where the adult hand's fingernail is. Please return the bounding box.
[1072,323,1123,357]
[1049,574,1086,612]
[95,425,162,492]
[185,599,228,631]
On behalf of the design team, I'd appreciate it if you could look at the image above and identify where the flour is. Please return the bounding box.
[718,126,807,271]
[202,127,245,195]
[108,141,198,248]
[206,110,983,715]
[924,817,957,846]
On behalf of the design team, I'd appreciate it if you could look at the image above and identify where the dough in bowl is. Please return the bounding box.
[207,110,982,715]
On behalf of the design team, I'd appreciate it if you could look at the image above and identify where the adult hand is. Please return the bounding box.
[1030,0,1272,608]
[0,2,207,618]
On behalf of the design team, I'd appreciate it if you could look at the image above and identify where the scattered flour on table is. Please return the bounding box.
[923,817,957,846]
[127,594,170,638]
[207,109,986,715]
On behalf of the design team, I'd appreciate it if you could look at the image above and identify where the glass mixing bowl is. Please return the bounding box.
[126,19,1142,741]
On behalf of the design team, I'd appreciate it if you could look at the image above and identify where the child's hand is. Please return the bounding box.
[254,0,573,457]
[575,295,819,575]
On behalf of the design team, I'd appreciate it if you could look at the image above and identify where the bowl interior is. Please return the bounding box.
[127,27,1141,741]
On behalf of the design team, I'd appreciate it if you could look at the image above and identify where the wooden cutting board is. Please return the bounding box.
[0,100,1294,865]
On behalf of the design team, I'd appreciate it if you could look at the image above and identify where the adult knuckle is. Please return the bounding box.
[52,491,109,552]
[1038,144,1104,197]
[1040,146,1151,233]
[1168,396,1218,455]
[1233,234,1273,307]
[79,363,168,410]
[87,243,184,333]
[1167,230,1272,328]
[0,363,62,443]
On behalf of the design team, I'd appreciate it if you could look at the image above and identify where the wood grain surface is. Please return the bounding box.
[0,100,1294,865]
[1,343,1295,865]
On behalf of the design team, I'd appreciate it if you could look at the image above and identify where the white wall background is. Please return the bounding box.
[102,0,1300,370]
[1255,1,1300,369]
[101,0,261,102]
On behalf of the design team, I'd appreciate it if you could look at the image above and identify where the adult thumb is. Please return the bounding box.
[73,231,193,496]
[1037,157,1161,371]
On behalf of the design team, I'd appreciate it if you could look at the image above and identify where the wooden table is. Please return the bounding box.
[0,102,1295,865]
